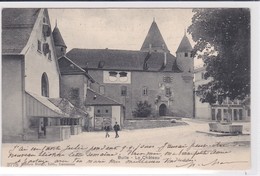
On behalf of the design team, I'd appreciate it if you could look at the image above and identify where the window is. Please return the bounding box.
[97,109,100,113]
[239,109,243,120]
[184,53,188,57]
[41,73,49,97]
[163,76,172,83]
[99,86,105,95]
[121,86,127,96]
[201,72,205,79]
[143,86,148,96]
[37,40,42,52]
[70,88,80,106]
[190,53,193,57]
[48,50,52,60]
[105,110,109,113]
[165,87,171,97]
[43,17,46,23]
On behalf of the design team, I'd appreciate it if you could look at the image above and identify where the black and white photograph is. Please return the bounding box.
[1,3,259,175]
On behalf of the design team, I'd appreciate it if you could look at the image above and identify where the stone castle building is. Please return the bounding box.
[63,20,194,119]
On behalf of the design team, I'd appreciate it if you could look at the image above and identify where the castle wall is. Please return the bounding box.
[88,69,193,119]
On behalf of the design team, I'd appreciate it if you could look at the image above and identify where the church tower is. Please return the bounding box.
[52,22,67,58]
[141,19,169,53]
[176,31,193,73]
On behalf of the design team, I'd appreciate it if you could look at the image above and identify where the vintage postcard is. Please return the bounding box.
[1,3,258,175]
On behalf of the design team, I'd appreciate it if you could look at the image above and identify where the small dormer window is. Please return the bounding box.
[184,53,188,57]
[43,17,46,23]
[98,61,105,68]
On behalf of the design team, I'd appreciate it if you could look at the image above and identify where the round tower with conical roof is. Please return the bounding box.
[52,21,67,58]
[176,31,193,73]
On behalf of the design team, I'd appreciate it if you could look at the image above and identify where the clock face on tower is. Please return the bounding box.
[104,71,131,84]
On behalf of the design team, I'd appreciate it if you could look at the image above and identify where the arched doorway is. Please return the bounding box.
[159,104,167,116]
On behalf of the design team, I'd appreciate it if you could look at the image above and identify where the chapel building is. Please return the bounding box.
[2,9,87,142]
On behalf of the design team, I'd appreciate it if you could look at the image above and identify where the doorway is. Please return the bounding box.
[159,104,167,116]
[39,117,48,138]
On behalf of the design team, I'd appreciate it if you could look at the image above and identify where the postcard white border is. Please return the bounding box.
[0,1,259,175]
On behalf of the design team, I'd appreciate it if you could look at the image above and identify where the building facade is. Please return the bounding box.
[194,66,250,122]
[2,9,86,142]
[66,20,194,119]
[57,54,123,130]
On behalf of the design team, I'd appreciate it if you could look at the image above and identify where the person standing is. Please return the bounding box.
[104,125,110,138]
[113,122,120,138]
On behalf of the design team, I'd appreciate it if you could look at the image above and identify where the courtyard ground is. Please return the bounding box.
[1,118,251,172]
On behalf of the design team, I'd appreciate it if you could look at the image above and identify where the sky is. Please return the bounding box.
[48,8,203,66]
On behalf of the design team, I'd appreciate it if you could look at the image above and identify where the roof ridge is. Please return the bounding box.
[87,88,122,105]
[69,48,150,53]
[60,55,86,73]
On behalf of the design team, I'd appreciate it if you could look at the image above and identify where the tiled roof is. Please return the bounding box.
[140,21,169,52]
[26,91,68,117]
[85,89,121,106]
[176,34,192,53]
[49,98,88,118]
[52,26,67,47]
[2,8,40,54]
[58,56,95,82]
[66,48,181,72]
[58,56,86,74]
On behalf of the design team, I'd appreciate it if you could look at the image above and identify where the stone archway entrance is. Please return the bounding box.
[159,104,167,116]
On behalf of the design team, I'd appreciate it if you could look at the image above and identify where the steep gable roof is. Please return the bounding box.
[66,48,181,72]
[52,25,67,48]
[58,56,95,82]
[58,56,86,74]
[2,8,40,54]
[176,34,192,53]
[85,88,121,106]
[140,21,169,52]
[49,98,88,117]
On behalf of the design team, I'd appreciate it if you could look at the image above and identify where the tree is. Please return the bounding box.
[188,8,250,104]
[133,101,152,117]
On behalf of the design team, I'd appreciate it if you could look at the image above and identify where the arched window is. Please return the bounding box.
[41,73,49,97]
